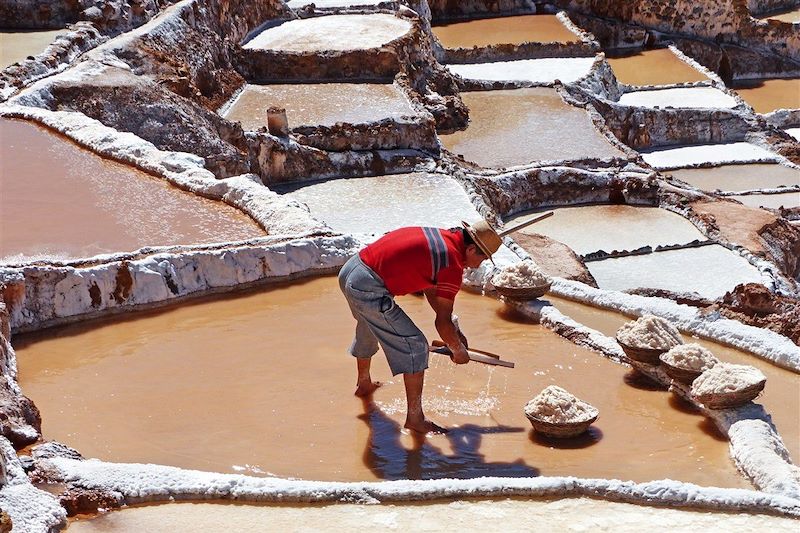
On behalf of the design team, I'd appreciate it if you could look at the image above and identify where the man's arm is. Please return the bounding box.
[424,289,469,364]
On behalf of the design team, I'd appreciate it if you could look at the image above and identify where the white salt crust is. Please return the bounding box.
[616,314,684,350]
[692,363,767,396]
[447,57,595,84]
[524,385,597,424]
[618,87,739,109]
[785,128,800,141]
[640,142,780,170]
[491,260,552,289]
[661,343,718,372]
[38,457,800,517]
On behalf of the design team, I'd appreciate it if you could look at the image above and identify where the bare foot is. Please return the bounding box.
[354,381,382,397]
[404,418,448,434]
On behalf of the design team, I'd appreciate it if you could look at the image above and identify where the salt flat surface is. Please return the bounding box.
[281,172,482,233]
[447,58,595,84]
[66,499,800,532]
[243,14,411,52]
[785,128,800,141]
[588,245,763,299]
[224,83,416,129]
[732,192,800,210]
[508,205,705,256]
[618,87,738,109]
[640,142,779,170]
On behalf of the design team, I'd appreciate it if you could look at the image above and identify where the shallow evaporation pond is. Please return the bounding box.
[0,118,264,263]
[242,14,411,52]
[507,205,706,256]
[286,0,384,7]
[731,192,800,210]
[224,83,416,130]
[605,48,709,86]
[65,499,799,531]
[617,87,737,109]
[16,276,748,486]
[438,88,623,168]
[545,294,800,462]
[668,164,800,192]
[0,29,64,69]
[278,172,481,234]
[640,142,779,170]
[757,7,800,24]
[731,78,800,114]
[432,14,578,48]
[587,244,763,299]
[446,57,595,84]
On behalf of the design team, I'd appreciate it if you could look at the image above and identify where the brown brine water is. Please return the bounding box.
[606,48,709,86]
[546,294,800,461]
[0,30,64,69]
[224,83,416,130]
[17,276,748,487]
[438,89,623,168]
[731,78,800,114]
[432,15,578,48]
[0,118,264,262]
[668,164,800,192]
[731,192,800,210]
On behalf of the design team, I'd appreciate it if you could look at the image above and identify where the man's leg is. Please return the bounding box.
[403,370,445,433]
[355,355,381,397]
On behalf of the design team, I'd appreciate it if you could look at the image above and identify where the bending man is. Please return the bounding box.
[338,220,501,433]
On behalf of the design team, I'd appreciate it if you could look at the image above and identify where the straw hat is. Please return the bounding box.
[461,219,502,259]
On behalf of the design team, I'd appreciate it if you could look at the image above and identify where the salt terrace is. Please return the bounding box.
[0,0,799,531]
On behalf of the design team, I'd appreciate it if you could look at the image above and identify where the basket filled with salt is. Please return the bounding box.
[659,343,718,385]
[616,314,683,365]
[691,363,766,409]
[524,385,599,438]
[491,260,552,300]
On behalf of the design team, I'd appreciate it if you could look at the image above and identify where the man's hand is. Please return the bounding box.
[450,345,470,365]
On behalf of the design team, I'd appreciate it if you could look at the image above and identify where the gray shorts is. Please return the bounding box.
[338,254,429,376]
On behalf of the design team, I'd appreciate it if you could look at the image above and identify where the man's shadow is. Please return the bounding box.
[358,397,540,480]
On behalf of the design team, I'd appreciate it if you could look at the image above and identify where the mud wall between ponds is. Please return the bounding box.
[555,0,800,69]
[0,0,81,29]
[290,116,439,153]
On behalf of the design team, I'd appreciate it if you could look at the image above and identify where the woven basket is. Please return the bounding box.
[526,411,598,438]
[659,357,703,385]
[494,282,552,300]
[692,380,766,409]
[616,338,666,365]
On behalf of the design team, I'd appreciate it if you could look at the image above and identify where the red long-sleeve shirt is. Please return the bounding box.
[359,227,465,301]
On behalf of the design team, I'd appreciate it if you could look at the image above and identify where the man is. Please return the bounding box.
[338,219,502,434]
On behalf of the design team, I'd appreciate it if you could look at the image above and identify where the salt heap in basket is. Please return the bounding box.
[691,363,766,409]
[616,314,683,364]
[660,343,718,384]
[491,260,552,299]
[524,385,598,438]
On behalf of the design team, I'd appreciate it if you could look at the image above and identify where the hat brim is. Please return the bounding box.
[462,221,497,264]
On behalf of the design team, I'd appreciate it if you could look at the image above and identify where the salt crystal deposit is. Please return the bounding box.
[524,386,598,424]
[661,343,719,372]
[616,315,684,350]
[692,364,767,396]
[491,260,552,289]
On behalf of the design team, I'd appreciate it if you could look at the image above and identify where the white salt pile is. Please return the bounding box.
[692,363,766,396]
[492,260,552,289]
[661,343,718,372]
[616,314,683,350]
[524,385,598,424]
